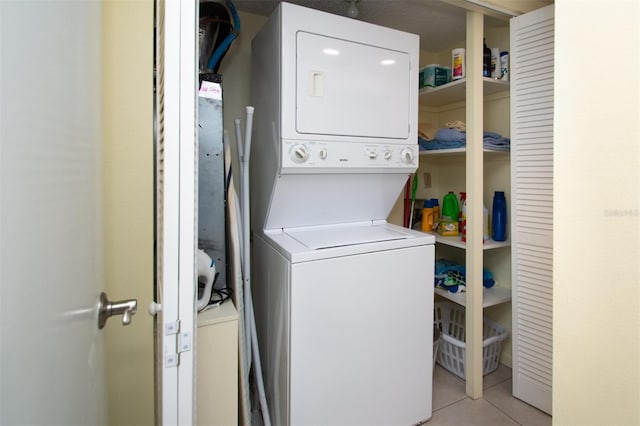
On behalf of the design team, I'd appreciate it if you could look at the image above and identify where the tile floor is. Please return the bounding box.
[430,364,552,426]
[251,364,552,425]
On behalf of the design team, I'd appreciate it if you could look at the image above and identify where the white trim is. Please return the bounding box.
[161,0,197,424]
[161,0,181,422]
[177,0,197,423]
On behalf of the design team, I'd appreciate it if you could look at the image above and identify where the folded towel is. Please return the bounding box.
[419,137,465,151]
[446,120,466,131]
[433,128,466,142]
[418,130,510,152]
[483,132,510,151]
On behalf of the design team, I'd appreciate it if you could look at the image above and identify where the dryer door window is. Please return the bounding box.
[296,31,411,140]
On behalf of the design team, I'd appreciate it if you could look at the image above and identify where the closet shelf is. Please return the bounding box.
[435,285,511,308]
[428,232,510,250]
[419,77,510,107]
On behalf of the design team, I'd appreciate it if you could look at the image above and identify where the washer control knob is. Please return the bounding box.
[290,144,309,163]
[384,150,392,160]
[368,150,378,159]
[318,148,328,160]
[400,147,415,164]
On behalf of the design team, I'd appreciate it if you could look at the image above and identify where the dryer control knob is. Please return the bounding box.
[290,144,309,163]
[318,148,328,160]
[400,147,415,164]
[384,150,392,160]
[368,150,378,159]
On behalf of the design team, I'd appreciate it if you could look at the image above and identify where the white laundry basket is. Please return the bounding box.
[434,302,509,380]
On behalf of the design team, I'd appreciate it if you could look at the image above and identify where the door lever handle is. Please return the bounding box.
[98,292,138,329]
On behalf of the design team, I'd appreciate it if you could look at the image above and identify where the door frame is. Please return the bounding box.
[157,0,197,423]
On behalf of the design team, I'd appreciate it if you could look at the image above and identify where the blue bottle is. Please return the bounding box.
[492,191,507,241]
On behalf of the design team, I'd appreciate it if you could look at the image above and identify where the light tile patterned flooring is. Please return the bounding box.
[430,364,552,425]
[251,364,552,425]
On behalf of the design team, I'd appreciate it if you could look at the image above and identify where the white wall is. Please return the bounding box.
[218,11,267,168]
[554,1,639,424]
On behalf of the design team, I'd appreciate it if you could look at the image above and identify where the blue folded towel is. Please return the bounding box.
[434,128,466,142]
[418,130,510,152]
[419,136,464,151]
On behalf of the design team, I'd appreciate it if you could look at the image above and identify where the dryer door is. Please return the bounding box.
[296,31,411,140]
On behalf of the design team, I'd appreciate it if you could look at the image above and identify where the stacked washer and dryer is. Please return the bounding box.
[249,3,435,425]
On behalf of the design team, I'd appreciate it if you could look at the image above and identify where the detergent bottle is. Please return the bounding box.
[441,192,459,221]
[421,199,435,232]
[430,198,440,221]
[492,191,507,241]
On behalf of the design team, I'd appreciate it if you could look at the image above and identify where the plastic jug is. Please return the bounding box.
[430,198,440,221]
[441,192,460,222]
[492,191,507,241]
[421,199,435,232]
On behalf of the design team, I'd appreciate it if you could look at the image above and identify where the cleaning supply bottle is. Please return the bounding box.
[430,198,440,222]
[441,192,460,222]
[492,191,507,241]
[459,192,467,242]
[421,199,435,232]
[483,39,491,77]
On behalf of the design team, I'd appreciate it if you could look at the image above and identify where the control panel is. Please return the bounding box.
[282,140,418,170]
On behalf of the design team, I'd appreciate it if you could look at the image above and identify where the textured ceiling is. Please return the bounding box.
[230,0,550,51]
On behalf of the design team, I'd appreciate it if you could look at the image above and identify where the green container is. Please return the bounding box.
[441,192,460,222]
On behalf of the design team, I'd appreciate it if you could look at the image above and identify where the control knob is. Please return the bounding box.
[400,147,415,164]
[290,144,309,163]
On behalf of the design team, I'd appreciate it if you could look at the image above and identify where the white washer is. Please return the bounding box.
[252,222,434,425]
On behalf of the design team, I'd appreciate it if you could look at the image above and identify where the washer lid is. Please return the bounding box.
[284,222,412,250]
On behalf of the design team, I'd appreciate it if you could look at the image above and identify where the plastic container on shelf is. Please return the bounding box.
[483,39,491,77]
[441,191,459,222]
[421,199,435,232]
[500,51,509,81]
[490,48,501,79]
[434,302,509,379]
[430,198,440,222]
[492,191,507,241]
[420,64,450,88]
[452,48,465,80]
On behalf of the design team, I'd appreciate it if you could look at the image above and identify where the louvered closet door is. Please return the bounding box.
[510,4,554,415]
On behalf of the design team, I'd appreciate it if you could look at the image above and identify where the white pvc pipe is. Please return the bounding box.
[224,131,251,424]
[240,106,271,426]
[234,117,253,366]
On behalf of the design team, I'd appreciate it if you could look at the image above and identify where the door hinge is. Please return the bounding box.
[164,321,191,368]
[178,331,192,353]
[165,320,180,335]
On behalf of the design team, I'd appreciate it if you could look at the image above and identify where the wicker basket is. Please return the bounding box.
[434,302,509,380]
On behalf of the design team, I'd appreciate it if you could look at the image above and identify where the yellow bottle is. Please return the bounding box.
[421,200,434,232]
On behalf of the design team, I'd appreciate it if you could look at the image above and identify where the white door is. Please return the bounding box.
[0,1,108,424]
[1,1,198,424]
[510,4,554,415]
